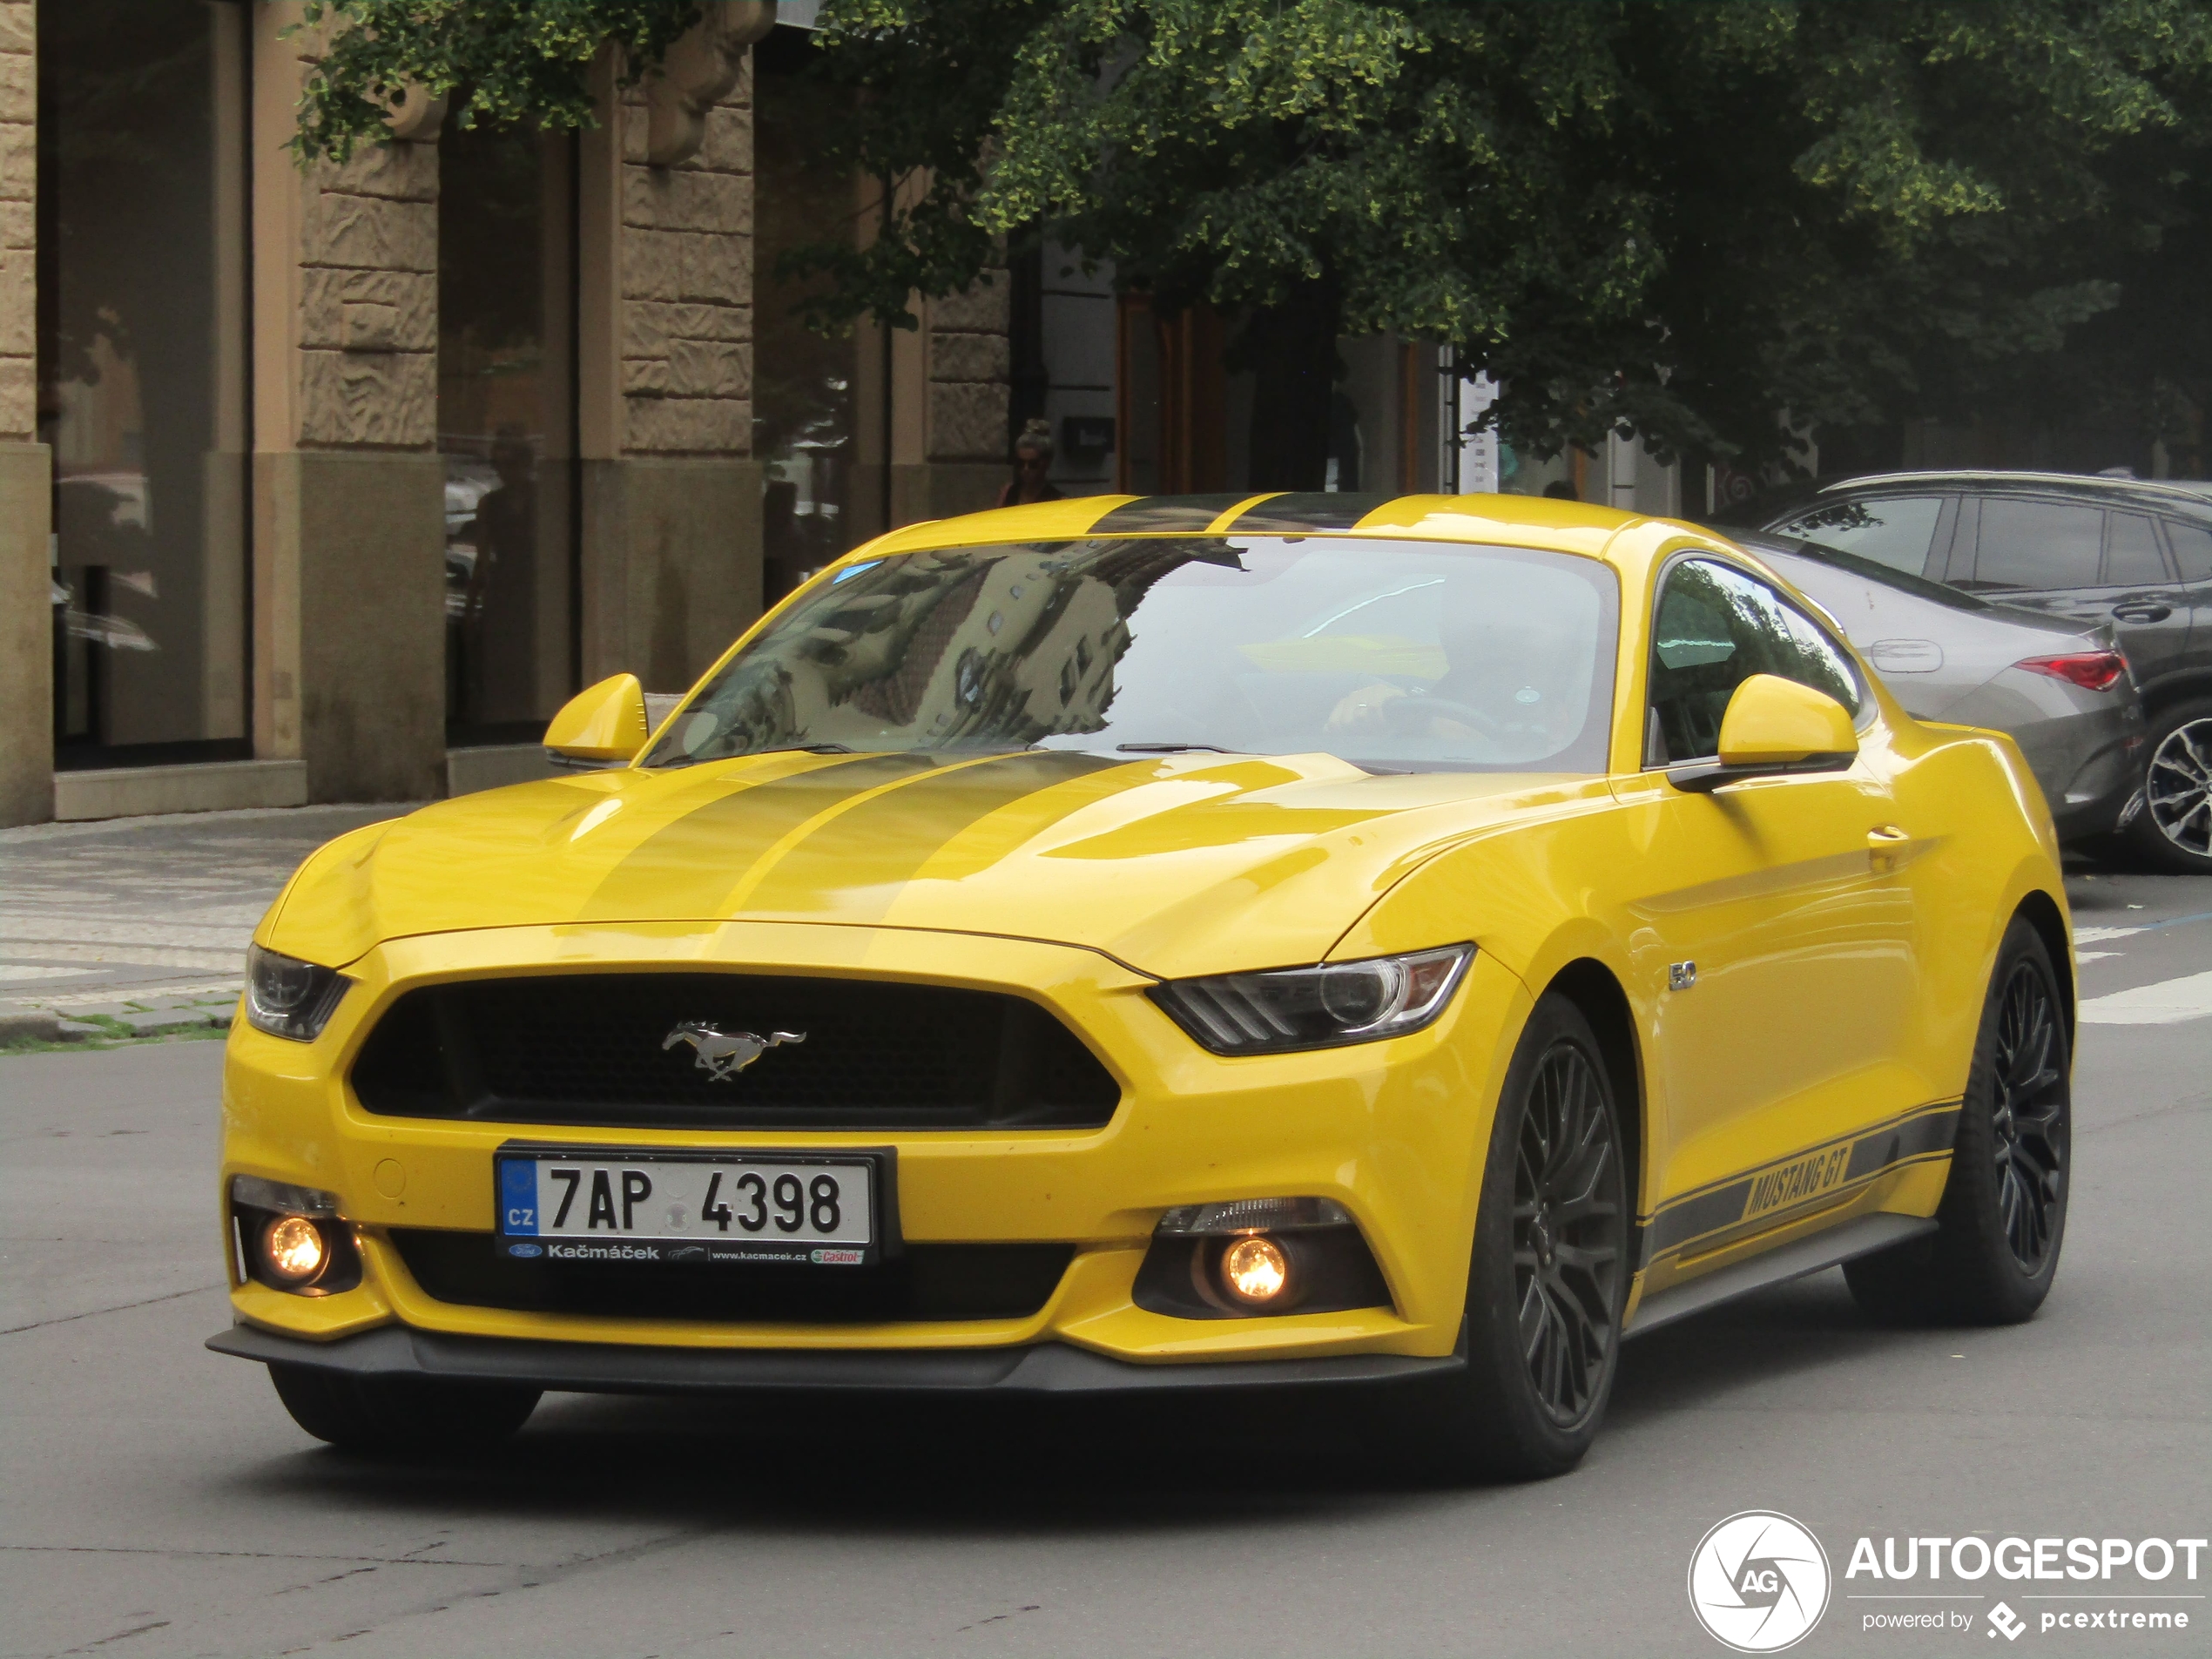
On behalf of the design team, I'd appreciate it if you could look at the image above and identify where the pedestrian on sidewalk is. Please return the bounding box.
[997,418,1064,508]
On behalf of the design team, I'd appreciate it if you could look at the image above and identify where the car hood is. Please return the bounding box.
[266,750,1602,981]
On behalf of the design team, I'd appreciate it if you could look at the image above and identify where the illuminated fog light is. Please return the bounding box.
[1220,1235,1291,1305]
[260,1215,329,1285]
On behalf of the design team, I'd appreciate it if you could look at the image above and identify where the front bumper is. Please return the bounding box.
[220,919,1532,1368]
[206,1321,1464,1396]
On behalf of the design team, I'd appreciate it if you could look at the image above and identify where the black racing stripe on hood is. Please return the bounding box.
[580,753,935,921]
[1227,492,1399,532]
[733,749,1130,914]
[1089,494,1266,533]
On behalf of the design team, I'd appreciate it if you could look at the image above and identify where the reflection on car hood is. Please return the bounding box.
[266,750,1604,980]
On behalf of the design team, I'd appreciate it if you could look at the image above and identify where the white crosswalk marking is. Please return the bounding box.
[2079,970,2212,1025]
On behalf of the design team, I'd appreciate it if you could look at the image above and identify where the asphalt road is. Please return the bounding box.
[3,865,2206,1659]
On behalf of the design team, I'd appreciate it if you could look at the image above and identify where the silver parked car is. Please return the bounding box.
[1730,530,2145,846]
[1754,471,2212,871]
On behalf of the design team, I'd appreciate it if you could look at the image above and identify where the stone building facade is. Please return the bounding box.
[0,0,1012,827]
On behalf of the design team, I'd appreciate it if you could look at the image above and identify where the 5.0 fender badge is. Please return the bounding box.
[663,1022,806,1082]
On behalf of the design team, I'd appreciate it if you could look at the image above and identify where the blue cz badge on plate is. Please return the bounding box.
[498,1159,537,1237]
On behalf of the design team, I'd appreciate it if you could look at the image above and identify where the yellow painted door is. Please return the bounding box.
[1625,556,1925,1231]
[1609,767,1921,1211]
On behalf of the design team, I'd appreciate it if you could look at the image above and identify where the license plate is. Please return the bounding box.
[495,1147,887,1268]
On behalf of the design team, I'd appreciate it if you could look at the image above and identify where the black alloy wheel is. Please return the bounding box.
[2126,700,2212,873]
[1845,914,2070,1325]
[1513,1041,1625,1425]
[1401,995,1628,1482]
[1989,956,2067,1275]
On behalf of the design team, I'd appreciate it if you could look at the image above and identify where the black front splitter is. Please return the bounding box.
[206,1323,1463,1397]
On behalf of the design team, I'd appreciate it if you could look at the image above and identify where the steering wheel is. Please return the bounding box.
[1380,693,1506,735]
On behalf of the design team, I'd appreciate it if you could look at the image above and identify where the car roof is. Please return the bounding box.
[1811,470,2212,518]
[1727,529,1994,613]
[865,490,1677,569]
[1735,530,2108,646]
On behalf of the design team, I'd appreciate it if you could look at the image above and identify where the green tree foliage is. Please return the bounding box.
[290,1,704,159]
[297,1,2212,475]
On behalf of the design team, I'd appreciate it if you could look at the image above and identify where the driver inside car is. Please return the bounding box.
[1322,585,1579,753]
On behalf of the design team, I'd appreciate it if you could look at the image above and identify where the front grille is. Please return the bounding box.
[388,1230,1074,1324]
[350,973,1121,1130]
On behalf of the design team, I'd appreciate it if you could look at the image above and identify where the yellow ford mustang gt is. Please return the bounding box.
[210,491,2074,1477]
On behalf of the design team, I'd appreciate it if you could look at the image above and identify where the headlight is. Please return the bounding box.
[1150,944,1474,1055]
[243,944,352,1042]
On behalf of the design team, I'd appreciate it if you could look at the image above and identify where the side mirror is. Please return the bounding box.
[544,673,650,769]
[1669,673,1858,793]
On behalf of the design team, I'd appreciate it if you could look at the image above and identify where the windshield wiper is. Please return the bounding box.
[1116,741,1233,754]
[748,742,857,755]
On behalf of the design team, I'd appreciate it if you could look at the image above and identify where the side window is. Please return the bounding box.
[2104,514,2170,586]
[1973,499,2103,590]
[1646,560,1865,765]
[1770,495,1944,576]
[2166,519,2212,583]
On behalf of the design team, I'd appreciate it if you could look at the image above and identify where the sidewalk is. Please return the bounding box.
[0,804,413,1035]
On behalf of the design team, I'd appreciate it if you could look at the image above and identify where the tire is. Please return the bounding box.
[1844,915,2070,1325]
[1403,995,1629,1481]
[2123,698,2212,873]
[268,1364,540,1457]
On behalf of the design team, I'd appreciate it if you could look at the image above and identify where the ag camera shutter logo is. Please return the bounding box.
[1689,1511,1832,1652]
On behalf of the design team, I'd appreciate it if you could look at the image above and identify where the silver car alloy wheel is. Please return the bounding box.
[2146,716,2212,858]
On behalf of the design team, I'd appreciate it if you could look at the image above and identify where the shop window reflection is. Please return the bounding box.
[439,123,577,740]
[755,30,860,604]
[41,0,249,765]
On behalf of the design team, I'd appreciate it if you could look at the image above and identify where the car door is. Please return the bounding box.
[1959,496,2192,697]
[2161,515,2212,683]
[1610,556,1924,1232]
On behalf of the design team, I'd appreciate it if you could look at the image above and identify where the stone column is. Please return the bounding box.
[852,242,1014,535]
[0,0,48,826]
[577,8,769,696]
[251,4,446,803]
[910,272,1014,521]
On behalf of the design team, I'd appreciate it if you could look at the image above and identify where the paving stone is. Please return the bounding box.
[55,1019,107,1040]
[115,1008,214,1035]
[0,1008,59,1042]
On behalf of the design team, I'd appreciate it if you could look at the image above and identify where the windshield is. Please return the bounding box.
[644,536,1620,774]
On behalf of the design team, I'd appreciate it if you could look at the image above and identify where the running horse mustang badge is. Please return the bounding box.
[661,1022,806,1082]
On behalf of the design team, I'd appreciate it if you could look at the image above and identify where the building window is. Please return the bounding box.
[438,124,578,741]
[41,0,251,767]
[754,26,860,603]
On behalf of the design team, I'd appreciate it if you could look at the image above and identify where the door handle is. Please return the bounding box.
[1867,824,1910,873]
[2112,604,2172,623]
